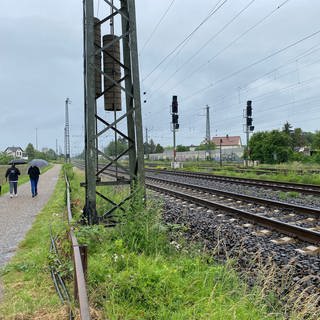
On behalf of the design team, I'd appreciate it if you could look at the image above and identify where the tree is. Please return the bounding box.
[282,121,293,135]
[176,145,190,152]
[0,152,13,165]
[144,139,164,154]
[149,139,156,153]
[25,143,36,160]
[195,141,215,151]
[104,137,128,157]
[155,144,164,153]
[311,131,320,150]
[45,149,57,160]
[291,128,305,148]
[249,130,292,164]
[248,131,268,162]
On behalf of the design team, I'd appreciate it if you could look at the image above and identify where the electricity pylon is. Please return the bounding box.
[83,0,145,224]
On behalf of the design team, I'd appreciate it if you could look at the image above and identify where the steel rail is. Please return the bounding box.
[147,176,320,216]
[65,174,91,320]
[49,230,74,320]
[146,182,320,245]
[146,168,320,195]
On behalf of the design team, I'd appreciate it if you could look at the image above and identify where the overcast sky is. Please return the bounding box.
[1,0,320,154]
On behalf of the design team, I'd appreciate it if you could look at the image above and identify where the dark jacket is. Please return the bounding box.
[5,166,21,181]
[28,166,40,179]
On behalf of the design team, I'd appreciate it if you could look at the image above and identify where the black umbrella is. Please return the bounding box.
[9,159,27,165]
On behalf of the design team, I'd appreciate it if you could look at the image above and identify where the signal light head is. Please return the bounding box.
[172,114,179,124]
[172,95,178,113]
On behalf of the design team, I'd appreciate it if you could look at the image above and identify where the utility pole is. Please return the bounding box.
[219,138,222,167]
[205,105,211,143]
[83,0,145,225]
[64,97,71,163]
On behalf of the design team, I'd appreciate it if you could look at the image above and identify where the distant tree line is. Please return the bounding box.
[25,143,59,161]
[249,122,320,164]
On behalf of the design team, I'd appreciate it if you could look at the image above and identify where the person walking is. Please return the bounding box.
[5,163,21,198]
[27,165,41,197]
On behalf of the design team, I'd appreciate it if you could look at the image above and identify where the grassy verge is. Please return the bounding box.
[0,166,68,319]
[69,170,284,319]
[1,166,317,319]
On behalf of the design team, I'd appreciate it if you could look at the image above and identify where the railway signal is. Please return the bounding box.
[244,100,254,167]
[171,95,179,163]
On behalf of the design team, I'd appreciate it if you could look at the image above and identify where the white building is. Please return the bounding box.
[4,146,28,159]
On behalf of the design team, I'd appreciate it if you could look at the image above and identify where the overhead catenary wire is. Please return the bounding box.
[182,28,320,102]
[148,0,257,95]
[215,51,320,106]
[139,0,176,55]
[140,1,320,147]
[172,0,292,93]
[146,0,292,104]
[143,41,320,122]
[142,0,228,82]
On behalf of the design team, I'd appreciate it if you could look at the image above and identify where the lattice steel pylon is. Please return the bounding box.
[83,0,145,225]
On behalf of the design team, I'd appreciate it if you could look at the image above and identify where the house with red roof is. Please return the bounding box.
[212,135,242,150]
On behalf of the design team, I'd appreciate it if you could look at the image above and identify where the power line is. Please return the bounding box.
[148,0,257,95]
[183,28,320,102]
[147,0,292,104]
[144,41,320,122]
[142,0,228,82]
[168,0,292,93]
[139,0,176,55]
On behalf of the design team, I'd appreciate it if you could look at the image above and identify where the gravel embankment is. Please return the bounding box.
[161,195,320,300]
[148,172,320,207]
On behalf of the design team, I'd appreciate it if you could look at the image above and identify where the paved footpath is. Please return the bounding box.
[0,164,61,268]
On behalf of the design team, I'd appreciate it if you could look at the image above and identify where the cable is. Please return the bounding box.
[168,0,292,93]
[142,0,228,82]
[140,0,176,55]
[240,42,320,92]
[148,0,257,95]
[183,28,320,102]
[144,41,320,122]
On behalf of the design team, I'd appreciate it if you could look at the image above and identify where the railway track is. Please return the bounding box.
[146,168,320,196]
[145,162,320,175]
[146,177,320,246]
[72,161,320,304]
[73,161,320,246]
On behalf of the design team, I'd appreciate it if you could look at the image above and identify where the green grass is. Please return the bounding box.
[0,165,69,318]
[1,165,318,319]
[69,171,284,319]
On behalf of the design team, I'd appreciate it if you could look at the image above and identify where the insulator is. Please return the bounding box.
[103,34,122,111]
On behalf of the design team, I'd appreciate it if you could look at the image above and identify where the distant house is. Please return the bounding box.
[212,135,242,150]
[4,146,27,159]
